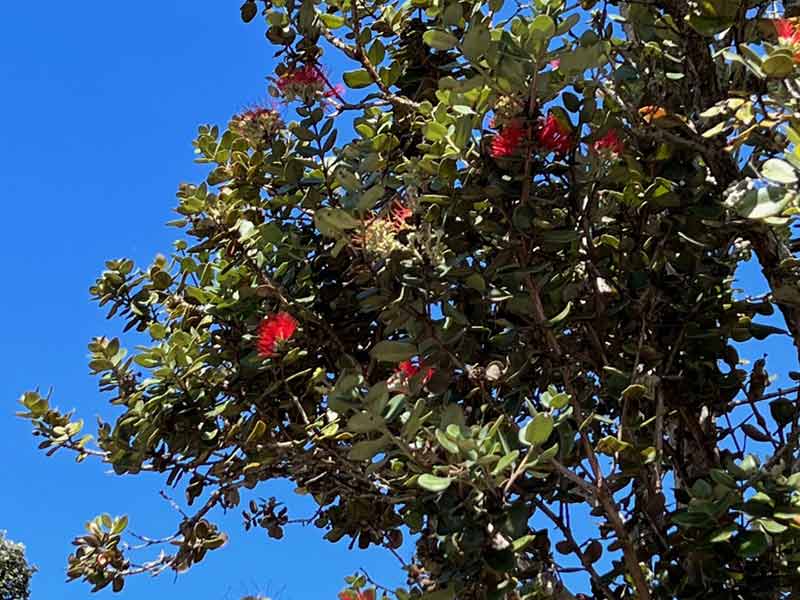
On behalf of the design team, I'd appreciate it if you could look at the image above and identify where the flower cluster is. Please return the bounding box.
[389,201,412,230]
[276,64,341,103]
[230,106,282,147]
[591,129,625,158]
[537,113,572,155]
[775,19,800,63]
[396,359,435,384]
[353,200,413,256]
[776,18,800,46]
[491,95,526,129]
[257,312,298,357]
[490,121,527,158]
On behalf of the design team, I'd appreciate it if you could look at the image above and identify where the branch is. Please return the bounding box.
[531,497,616,600]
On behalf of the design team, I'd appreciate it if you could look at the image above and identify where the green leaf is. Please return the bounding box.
[519,413,554,447]
[462,23,490,61]
[367,40,386,65]
[346,411,384,433]
[319,13,346,29]
[110,515,129,535]
[424,122,449,142]
[671,510,711,527]
[728,186,793,220]
[738,531,769,557]
[343,69,373,89]
[621,384,648,400]
[422,30,459,50]
[742,423,771,443]
[770,398,795,427]
[709,524,737,543]
[562,91,581,112]
[691,479,713,499]
[436,429,460,454]
[547,301,572,326]
[418,474,453,492]
[762,53,795,78]
[315,208,361,234]
[465,273,486,292]
[757,518,788,534]
[762,158,798,184]
[370,341,417,362]
[365,381,389,414]
[492,450,519,476]
[512,534,537,552]
[246,420,267,445]
[348,436,389,461]
[548,391,570,410]
[530,15,556,41]
[596,436,632,456]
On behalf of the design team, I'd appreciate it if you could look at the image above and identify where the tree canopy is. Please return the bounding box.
[18,0,800,598]
[0,532,34,600]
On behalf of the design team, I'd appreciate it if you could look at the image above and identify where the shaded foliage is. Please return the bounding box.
[0,532,34,600]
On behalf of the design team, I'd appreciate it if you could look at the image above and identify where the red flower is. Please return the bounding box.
[591,129,625,157]
[775,18,800,45]
[397,360,435,384]
[549,59,561,70]
[537,113,572,156]
[277,64,324,90]
[390,201,413,230]
[490,123,527,158]
[257,312,298,357]
[277,64,342,101]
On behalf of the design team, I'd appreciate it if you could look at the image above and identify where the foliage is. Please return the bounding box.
[18,0,800,598]
[0,532,34,600]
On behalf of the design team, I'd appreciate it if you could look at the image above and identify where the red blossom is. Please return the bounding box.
[239,106,277,120]
[775,18,800,45]
[397,360,435,384]
[339,590,375,600]
[490,123,527,158]
[277,64,342,101]
[591,129,625,157]
[277,64,324,90]
[390,201,413,230]
[537,113,572,156]
[549,59,561,70]
[257,312,298,357]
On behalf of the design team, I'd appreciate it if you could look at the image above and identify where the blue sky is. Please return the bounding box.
[2,2,798,599]
[0,3,402,599]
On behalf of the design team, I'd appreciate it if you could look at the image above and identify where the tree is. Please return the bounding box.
[0,532,34,600]
[18,0,800,597]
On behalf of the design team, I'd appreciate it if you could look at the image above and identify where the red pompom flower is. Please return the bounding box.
[276,64,343,102]
[537,113,572,156]
[397,359,435,384]
[776,18,800,45]
[775,19,800,62]
[591,129,625,157]
[257,312,298,357]
[390,201,413,230]
[490,122,527,158]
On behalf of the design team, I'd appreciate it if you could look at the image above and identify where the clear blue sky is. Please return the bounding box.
[1,2,797,600]
[0,3,402,599]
